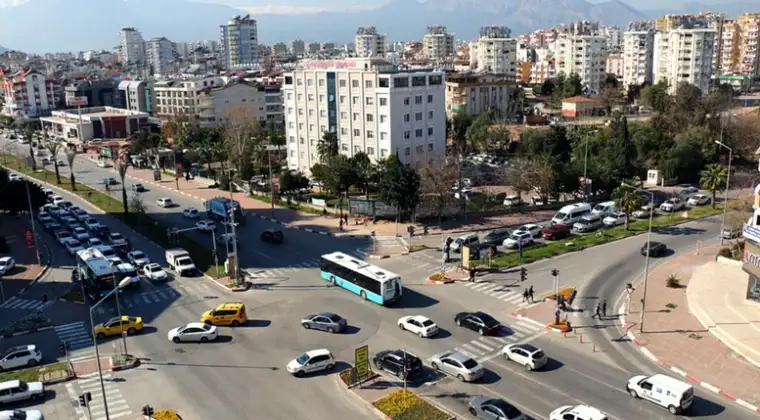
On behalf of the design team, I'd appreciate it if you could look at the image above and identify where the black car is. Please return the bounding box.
[260,229,284,244]
[454,311,501,336]
[94,225,112,239]
[641,241,667,257]
[481,228,510,246]
[372,350,424,381]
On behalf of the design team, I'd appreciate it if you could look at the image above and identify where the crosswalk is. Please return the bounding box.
[451,320,545,362]
[0,296,54,310]
[55,321,96,361]
[92,281,214,315]
[73,373,133,420]
[247,250,366,279]
[461,281,534,309]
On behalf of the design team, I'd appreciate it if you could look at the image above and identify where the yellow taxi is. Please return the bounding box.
[200,303,247,326]
[93,316,144,338]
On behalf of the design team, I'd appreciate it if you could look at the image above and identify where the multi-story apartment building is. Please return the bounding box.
[197,81,283,128]
[720,19,741,74]
[721,13,760,76]
[355,27,387,58]
[600,25,623,51]
[657,13,724,73]
[117,80,152,114]
[153,76,228,121]
[0,68,56,118]
[271,43,288,56]
[423,26,455,60]
[469,26,517,78]
[282,58,446,173]
[307,42,321,54]
[529,60,556,84]
[554,33,608,94]
[321,42,336,51]
[119,27,145,65]
[606,54,624,79]
[623,23,655,89]
[146,37,175,75]
[220,15,259,69]
[654,28,716,94]
[64,79,121,108]
[444,72,519,119]
[290,40,305,55]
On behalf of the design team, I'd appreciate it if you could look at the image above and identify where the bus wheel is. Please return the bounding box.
[330,276,336,284]
[360,291,367,300]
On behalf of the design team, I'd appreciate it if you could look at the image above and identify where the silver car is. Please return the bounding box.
[430,350,484,382]
[301,312,347,333]
[469,396,526,420]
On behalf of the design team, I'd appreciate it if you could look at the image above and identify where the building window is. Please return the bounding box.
[339,95,346,104]
[288,122,295,129]
[412,76,426,87]
[352,80,360,88]
[297,94,303,101]
[428,143,434,152]
[319,94,324,102]
[367,147,375,155]
[353,113,359,121]
[309,124,315,132]
[404,97,410,106]
[339,80,346,87]
[428,127,434,136]
[379,78,390,88]
[287,93,293,100]
[404,147,411,156]
[352,97,359,105]
[288,107,294,114]
[381,149,388,158]
[366,114,374,122]
[320,110,326,118]
[308,109,314,117]
[299,137,305,144]
[318,79,325,87]
[296,78,303,86]
[428,111,433,119]
[341,143,348,151]
[320,125,326,132]
[289,136,295,143]
[415,95,423,104]
[354,145,361,153]
[380,115,387,123]
[415,129,423,138]
[353,129,361,137]
[341,127,348,135]
[290,150,295,157]
[366,97,374,105]
[394,77,409,88]
[340,112,347,119]
[310,139,316,146]
[307,79,313,86]
[416,145,424,154]
[380,132,388,140]
[415,112,422,121]
[367,130,374,139]
[427,94,433,103]
[404,114,410,123]
[298,123,304,130]
[404,130,410,139]
[379,98,387,106]
[307,94,314,102]
[365,80,374,88]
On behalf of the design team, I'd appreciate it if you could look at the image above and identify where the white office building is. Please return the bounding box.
[554,33,608,94]
[469,26,518,78]
[146,37,175,75]
[282,58,446,174]
[119,27,145,64]
[423,26,455,60]
[622,29,655,89]
[220,15,260,69]
[653,28,716,94]
[355,27,387,58]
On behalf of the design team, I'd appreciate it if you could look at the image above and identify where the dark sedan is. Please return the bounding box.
[260,229,284,244]
[372,350,424,381]
[481,228,510,246]
[542,224,572,240]
[454,311,501,336]
[641,241,667,257]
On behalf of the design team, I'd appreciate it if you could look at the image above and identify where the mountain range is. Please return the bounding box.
[0,0,757,53]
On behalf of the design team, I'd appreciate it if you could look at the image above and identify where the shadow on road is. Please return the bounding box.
[391,287,439,309]
[688,396,726,417]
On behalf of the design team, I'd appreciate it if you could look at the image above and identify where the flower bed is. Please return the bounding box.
[338,367,378,386]
[151,409,183,420]
[543,287,576,304]
[546,320,572,333]
[0,312,52,336]
[373,390,450,420]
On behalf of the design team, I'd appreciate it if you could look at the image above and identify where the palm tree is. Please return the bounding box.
[317,131,339,162]
[45,142,62,184]
[117,159,129,214]
[351,151,374,198]
[700,164,727,209]
[613,185,644,231]
[65,148,77,191]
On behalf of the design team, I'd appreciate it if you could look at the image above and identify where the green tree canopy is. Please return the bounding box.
[377,154,421,218]
[699,163,727,209]
[317,131,339,162]
[0,179,47,214]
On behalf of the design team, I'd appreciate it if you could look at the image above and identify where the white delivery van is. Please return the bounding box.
[591,201,616,217]
[166,249,196,276]
[551,203,592,226]
[626,374,694,414]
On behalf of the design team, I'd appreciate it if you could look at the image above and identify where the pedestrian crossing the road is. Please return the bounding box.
[0,296,54,310]
[73,373,133,420]
[55,321,96,361]
[461,281,534,309]
[451,320,545,362]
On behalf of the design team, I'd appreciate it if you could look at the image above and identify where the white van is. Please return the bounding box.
[451,233,479,252]
[626,374,694,414]
[551,203,592,226]
[591,201,616,217]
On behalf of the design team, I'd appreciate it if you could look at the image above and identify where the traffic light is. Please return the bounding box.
[551,269,559,277]
[407,225,415,237]
[142,405,154,416]
[520,268,527,282]
[79,395,86,407]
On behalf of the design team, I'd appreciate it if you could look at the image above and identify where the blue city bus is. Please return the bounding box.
[319,252,402,305]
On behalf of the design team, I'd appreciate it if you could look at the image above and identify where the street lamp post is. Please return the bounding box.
[89,278,132,420]
[623,183,655,333]
[24,178,42,265]
[107,264,128,355]
[715,140,732,246]
[583,133,589,202]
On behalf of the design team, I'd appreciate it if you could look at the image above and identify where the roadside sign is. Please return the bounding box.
[24,227,34,250]
[354,345,369,381]
[272,182,280,194]
[461,246,470,268]
[69,96,88,107]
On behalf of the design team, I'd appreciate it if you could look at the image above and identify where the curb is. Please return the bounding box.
[1,325,54,339]
[427,277,456,285]
[368,254,391,260]
[332,374,388,420]
[16,230,53,296]
[619,307,760,414]
[41,372,76,386]
[109,356,140,372]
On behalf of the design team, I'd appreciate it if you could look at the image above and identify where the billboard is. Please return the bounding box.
[69,96,88,107]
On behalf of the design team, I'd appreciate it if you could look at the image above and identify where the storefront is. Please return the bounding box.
[741,240,760,303]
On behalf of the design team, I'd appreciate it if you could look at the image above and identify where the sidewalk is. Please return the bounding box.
[71,356,112,377]
[124,166,556,238]
[624,246,760,410]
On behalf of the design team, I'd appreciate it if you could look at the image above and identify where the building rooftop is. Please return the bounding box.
[562,96,599,104]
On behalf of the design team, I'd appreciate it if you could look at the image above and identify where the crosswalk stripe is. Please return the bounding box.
[481,337,506,347]
[486,287,508,296]
[503,294,525,303]
[460,343,485,355]
[515,321,541,333]
[463,282,477,288]
[490,336,508,344]
[471,283,493,291]
[454,348,478,359]
[142,295,151,304]
[470,340,495,352]
[491,291,510,298]
[480,284,501,293]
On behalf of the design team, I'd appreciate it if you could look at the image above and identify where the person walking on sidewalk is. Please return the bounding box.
[468,267,476,282]
[528,286,535,303]
[602,300,607,318]
[592,303,602,319]
[523,288,530,303]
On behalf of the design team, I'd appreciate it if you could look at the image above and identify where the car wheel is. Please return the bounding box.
[96,332,105,339]
[431,362,438,370]
[469,407,477,416]
[127,327,136,335]
[231,320,240,327]
[418,331,424,338]
[329,276,336,284]
[326,363,334,370]
[456,319,462,327]
[478,327,485,336]
[295,370,305,377]
[504,353,510,361]
[172,337,180,343]
[668,405,679,415]
[329,328,337,334]
[360,290,367,300]
[628,388,638,398]
[27,359,38,366]
[525,363,532,371]
[200,337,209,343]
[399,323,405,331]
[302,323,311,329]
[457,374,465,381]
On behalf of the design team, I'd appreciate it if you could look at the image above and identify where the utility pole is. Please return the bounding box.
[267,147,275,218]
[24,180,42,265]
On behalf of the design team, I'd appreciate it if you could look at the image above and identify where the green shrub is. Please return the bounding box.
[717,247,732,259]
[666,274,680,288]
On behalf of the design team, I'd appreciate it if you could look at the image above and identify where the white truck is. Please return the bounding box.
[166,249,196,276]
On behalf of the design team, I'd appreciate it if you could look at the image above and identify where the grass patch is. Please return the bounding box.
[61,287,84,303]
[373,390,450,420]
[1,153,222,278]
[338,367,378,386]
[484,205,724,269]
[248,193,325,216]
[665,303,677,309]
[0,362,67,383]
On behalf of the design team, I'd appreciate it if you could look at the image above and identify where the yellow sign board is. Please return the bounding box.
[461,246,471,268]
[354,345,369,380]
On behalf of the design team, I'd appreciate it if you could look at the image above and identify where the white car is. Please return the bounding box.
[51,195,64,206]
[168,323,218,343]
[86,237,103,248]
[550,405,608,420]
[109,232,128,247]
[156,197,174,208]
[196,220,216,232]
[430,350,484,382]
[8,173,22,181]
[0,345,42,371]
[687,194,710,206]
[572,215,603,233]
[286,349,336,377]
[0,410,44,420]
[71,208,88,221]
[503,231,534,249]
[0,257,16,275]
[143,263,168,281]
[183,208,200,219]
[64,239,85,256]
[71,226,90,241]
[602,212,626,227]
[502,343,547,371]
[127,250,150,267]
[515,224,542,238]
[0,380,45,404]
[96,161,110,168]
[660,198,685,212]
[397,315,439,338]
[632,205,655,219]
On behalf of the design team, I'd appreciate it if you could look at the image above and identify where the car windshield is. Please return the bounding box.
[296,353,310,365]
[421,320,435,327]
[492,401,521,418]
[100,248,115,257]
[201,324,212,331]
[532,351,545,359]
[132,251,145,259]
[69,240,82,247]
[328,314,343,322]
[112,234,124,240]
[148,265,161,272]
[478,313,498,326]
[555,211,568,219]
[74,227,85,233]
[18,382,28,391]
[177,258,192,266]
[462,358,479,369]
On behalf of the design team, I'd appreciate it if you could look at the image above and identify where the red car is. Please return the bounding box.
[542,224,571,240]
